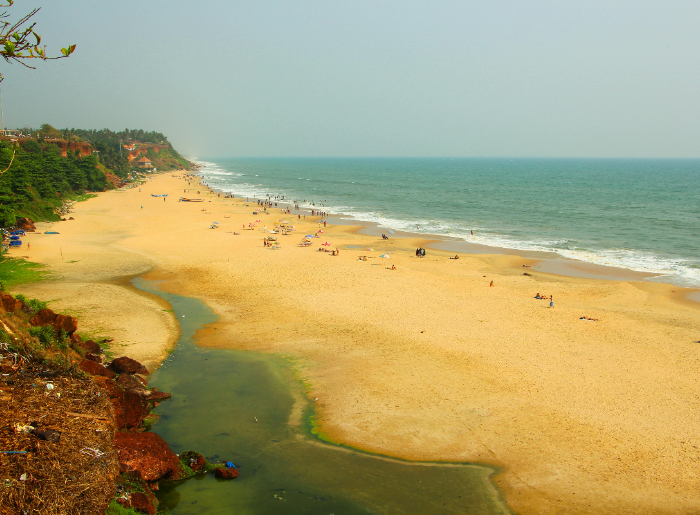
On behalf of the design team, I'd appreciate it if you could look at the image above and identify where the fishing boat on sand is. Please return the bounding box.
[179,198,204,202]
[151,194,168,197]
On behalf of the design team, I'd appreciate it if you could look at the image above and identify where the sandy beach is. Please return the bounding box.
[14,172,700,515]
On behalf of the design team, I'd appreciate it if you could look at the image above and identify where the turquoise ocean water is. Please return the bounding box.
[194,158,700,288]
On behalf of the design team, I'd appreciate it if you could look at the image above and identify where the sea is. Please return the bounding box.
[193,157,700,288]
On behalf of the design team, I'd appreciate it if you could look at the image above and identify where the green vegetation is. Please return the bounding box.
[308,412,334,443]
[0,256,48,288]
[0,139,111,227]
[72,192,97,202]
[13,292,47,313]
[0,292,82,375]
[105,501,142,515]
[68,127,193,176]
[37,123,62,139]
[28,324,55,348]
[0,125,192,229]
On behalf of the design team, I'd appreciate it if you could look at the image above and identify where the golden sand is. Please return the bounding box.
[14,173,700,514]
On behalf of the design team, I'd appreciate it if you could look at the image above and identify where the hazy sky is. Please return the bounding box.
[3,1,699,158]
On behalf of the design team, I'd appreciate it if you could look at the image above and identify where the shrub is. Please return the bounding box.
[26,297,48,313]
[14,294,47,315]
[28,325,56,348]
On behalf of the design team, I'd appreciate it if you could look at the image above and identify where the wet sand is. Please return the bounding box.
[13,172,700,515]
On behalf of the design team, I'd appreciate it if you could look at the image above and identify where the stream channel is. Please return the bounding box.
[133,278,513,515]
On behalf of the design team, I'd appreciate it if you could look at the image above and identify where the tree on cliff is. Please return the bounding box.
[37,123,61,139]
[0,0,75,82]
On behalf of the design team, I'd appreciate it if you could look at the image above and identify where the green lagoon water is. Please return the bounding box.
[134,279,512,515]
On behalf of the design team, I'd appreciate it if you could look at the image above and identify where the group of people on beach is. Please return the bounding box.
[535,293,554,308]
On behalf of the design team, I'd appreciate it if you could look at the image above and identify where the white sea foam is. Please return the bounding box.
[192,161,700,288]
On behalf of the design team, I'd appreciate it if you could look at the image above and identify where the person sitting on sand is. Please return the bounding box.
[451,255,459,260]
[391,264,396,270]
[535,293,542,299]
[489,280,494,287]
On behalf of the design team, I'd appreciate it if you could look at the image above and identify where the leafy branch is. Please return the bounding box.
[0,1,76,81]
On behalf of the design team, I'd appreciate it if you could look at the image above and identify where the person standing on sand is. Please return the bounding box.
[550,295,554,308]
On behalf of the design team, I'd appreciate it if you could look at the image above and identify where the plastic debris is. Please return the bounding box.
[13,423,35,434]
[80,447,107,458]
[225,461,236,469]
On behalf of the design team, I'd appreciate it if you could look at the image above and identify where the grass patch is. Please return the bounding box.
[105,499,142,515]
[72,193,98,202]
[55,307,81,317]
[0,256,49,289]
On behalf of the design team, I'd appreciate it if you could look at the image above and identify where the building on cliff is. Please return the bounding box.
[137,156,154,169]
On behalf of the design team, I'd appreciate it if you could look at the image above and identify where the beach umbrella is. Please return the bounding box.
[305,235,314,238]
[388,230,394,234]
[317,230,324,233]
[322,242,331,246]
[380,253,390,258]
[213,221,219,224]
